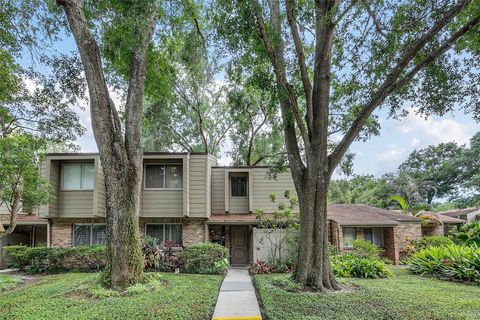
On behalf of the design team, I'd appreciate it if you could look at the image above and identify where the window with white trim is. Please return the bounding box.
[363,227,384,248]
[144,164,183,189]
[62,164,95,190]
[73,224,106,246]
[145,224,183,245]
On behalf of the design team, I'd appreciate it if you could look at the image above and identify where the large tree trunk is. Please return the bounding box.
[100,160,144,288]
[59,0,156,289]
[293,172,340,291]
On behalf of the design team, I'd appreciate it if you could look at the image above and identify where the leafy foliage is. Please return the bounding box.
[331,254,392,279]
[408,244,480,283]
[180,243,229,275]
[4,245,107,273]
[412,236,454,251]
[141,236,181,272]
[449,221,480,246]
[0,134,50,238]
[255,190,299,265]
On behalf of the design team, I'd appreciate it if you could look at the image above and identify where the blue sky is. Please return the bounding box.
[20,33,480,178]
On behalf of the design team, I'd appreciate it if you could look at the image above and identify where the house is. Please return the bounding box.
[0,152,296,267]
[0,152,429,267]
[328,204,422,264]
[434,207,480,222]
[417,212,466,236]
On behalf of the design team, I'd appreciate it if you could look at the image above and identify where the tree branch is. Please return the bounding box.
[253,0,310,150]
[328,0,476,176]
[285,0,313,133]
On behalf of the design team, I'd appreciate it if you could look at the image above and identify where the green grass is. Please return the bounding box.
[254,267,480,320]
[0,272,223,320]
[0,274,21,291]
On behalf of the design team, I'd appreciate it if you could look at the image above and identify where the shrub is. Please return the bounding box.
[411,236,454,251]
[408,244,480,283]
[4,245,106,272]
[351,239,383,259]
[180,243,229,274]
[331,254,392,278]
[450,222,480,246]
[249,258,296,274]
[141,236,182,272]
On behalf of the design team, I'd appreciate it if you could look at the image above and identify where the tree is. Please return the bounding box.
[398,142,463,204]
[0,0,86,147]
[0,135,50,239]
[56,0,160,289]
[142,17,234,156]
[215,0,480,290]
[228,83,286,166]
[452,132,480,206]
[328,175,392,208]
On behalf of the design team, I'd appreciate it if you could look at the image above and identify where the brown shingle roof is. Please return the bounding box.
[435,207,479,217]
[327,204,421,226]
[0,214,48,225]
[417,212,466,224]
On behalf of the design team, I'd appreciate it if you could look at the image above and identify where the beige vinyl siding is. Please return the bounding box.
[94,159,106,217]
[189,155,208,217]
[141,190,183,217]
[39,159,60,217]
[141,157,185,217]
[211,168,225,214]
[54,158,96,217]
[205,155,217,218]
[252,168,296,213]
[58,191,94,217]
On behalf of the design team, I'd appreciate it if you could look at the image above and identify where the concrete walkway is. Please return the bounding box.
[212,267,262,320]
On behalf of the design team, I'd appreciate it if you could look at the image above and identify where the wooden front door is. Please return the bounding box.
[230,226,249,265]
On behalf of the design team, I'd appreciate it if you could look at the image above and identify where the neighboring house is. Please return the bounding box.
[434,207,480,222]
[417,212,466,237]
[328,204,422,264]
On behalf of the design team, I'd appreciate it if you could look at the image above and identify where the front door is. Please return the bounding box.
[230,226,249,265]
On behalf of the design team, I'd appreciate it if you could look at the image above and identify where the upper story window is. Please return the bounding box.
[231,175,248,197]
[144,164,183,189]
[62,164,95,190]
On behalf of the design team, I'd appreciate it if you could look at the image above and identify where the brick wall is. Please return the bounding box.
[51,218,105,247]
[393,222,422,264]
[422,225,444,237]
[51,217,206,247]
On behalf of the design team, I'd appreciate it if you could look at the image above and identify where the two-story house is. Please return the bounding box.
[0,152,296,267]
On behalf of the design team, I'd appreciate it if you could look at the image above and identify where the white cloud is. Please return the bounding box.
[410,137,420,147]
[376,144,402,161]
[395,108,474,146]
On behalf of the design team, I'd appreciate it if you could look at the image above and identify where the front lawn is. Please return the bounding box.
[0,274,21,291]
[0,272,223,320]
[255,267,480,320]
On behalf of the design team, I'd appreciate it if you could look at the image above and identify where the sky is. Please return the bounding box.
[19,28,480,179]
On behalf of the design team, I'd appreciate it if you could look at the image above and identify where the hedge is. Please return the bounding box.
[180,243,229,274]
[4,245,106,272]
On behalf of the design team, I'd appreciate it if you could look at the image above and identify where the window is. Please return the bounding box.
[144,164,183,189]
[73,224,106,246]
[231,176,247,197]
[363,227,384,248]
[145,224,183,246]
[343,227,356,248]
[62,164,95,190]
